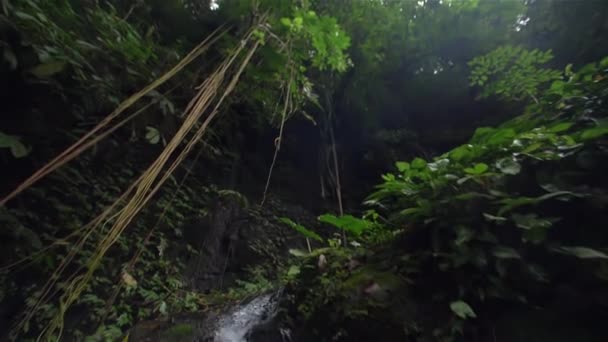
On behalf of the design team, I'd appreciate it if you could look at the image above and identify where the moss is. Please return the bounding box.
[342,266,404,292]
[161,323,195,341]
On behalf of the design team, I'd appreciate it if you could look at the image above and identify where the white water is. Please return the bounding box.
[213,293,279,342]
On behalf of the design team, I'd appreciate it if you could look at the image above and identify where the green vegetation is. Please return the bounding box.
[469,45,562,102]
[1,0,607,341]
[281,56,608,341]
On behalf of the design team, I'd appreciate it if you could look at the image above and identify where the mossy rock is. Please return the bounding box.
[278,247,418,341]
[160,323,195,341]
[130,318,209,342]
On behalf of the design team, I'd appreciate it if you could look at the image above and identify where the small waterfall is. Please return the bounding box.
[213,292,281,342]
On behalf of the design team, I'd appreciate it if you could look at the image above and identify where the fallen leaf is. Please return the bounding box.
[122,271,138,288]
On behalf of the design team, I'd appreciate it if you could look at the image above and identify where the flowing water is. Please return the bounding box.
[213,292,281,342]
[129,291,284,342]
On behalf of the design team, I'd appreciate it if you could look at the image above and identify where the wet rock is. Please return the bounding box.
[181,194,314,292]
[130,292,281,342]
[214,292,280,342]
[129,315,209,342]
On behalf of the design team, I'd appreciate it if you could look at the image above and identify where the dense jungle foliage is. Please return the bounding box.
[1,0,608,341]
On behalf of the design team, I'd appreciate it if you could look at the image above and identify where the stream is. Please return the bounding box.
[213,292,283,342]
[130,291,285,342]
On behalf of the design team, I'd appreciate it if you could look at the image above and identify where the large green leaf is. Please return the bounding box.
[487,128,516,146]
[547,122,573,133]
[280,217,323,242]
[395,161,410,172]
[449,145,470,161]
[28,60,67,78]
[497,191,576,216]
[411,158,427,169]
[557,247,608,259]
[318,214,372,236]
[450,300,477,319]
[464,163,488,175]
[580,125,608,140]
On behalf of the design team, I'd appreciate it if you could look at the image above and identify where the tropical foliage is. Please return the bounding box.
[469,45,562,102]
[283,53,608,341]
[1,0,608,341]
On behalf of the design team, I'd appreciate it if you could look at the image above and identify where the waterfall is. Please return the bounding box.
[213,292,281,342]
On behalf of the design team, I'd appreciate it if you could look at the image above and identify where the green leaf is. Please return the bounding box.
[495,157,521,175]
[145,126,160,144]
[497,191,575,216]
[280,17,292,27]
[454,192,494,200]
[0,132,12,148]
[547,122,573,133]
[549,80,566,95]
[395,161,410,172]
[522,142,542,154]
[487,129,516,146]
[2,47,18,70]
[449,145,473,162]
[289,249,308,257]
[456,175,474,185]
[450,300,476,319]
[287,265,301,277]
[411,158,427,169]
[9,139,28,158]
[399,207,422,216]
[471,127,496,143]
[464,163,488,175]
[511,213,552,230]
[557,247,608,259]
[0,132,29,158]
[14,11,37,21]
[492,246,521,259]
[159,301,167,315]
[280,217,323,242]
[483,213,507,223]
[318,214,372,236]
[523,227,548,244]
[252,29,266,42]
[427,158,449,171]
[580,125,608,140]
[28,60,66,78]
[455,226,473,246]
[497,197,536,216]
[293,16,303,28]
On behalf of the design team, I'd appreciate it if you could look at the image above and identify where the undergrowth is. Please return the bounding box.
[279,54,608,341]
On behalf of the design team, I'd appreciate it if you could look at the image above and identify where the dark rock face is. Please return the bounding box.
[246,319,287,342]
[181,194,314,293]
[128,314,211,342]
[181,194,247,291]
